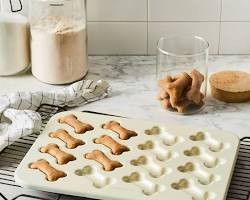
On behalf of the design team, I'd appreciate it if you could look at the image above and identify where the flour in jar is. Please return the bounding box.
[31,16,88,84]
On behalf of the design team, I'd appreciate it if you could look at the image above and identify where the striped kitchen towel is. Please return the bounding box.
[0,80,111,152]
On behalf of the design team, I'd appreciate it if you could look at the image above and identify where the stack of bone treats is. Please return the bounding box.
[157,69,205,113]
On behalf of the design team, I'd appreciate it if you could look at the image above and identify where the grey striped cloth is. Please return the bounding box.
[0,80,111,152]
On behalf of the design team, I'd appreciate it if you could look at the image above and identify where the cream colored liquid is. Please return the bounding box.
[0,13,30,76]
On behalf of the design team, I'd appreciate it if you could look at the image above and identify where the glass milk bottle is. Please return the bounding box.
[0,0,30,76]
[29,0,88,84]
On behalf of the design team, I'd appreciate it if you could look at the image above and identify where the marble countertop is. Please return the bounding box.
[1,55,250,139]
[1,55,250,200]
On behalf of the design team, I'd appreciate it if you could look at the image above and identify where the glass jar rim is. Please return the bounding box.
[157,35,209,57]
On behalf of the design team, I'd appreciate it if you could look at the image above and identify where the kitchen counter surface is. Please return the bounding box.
[1,55,250,138]
[1,55,250,200]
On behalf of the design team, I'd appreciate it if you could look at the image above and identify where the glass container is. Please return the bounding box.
[0,0,30,76]
[156,35,209,115]
[29,0,88,84]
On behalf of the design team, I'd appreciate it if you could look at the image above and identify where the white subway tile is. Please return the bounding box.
[221,0,250,21]
[148,0,221,21]
[3,0,250,55]
[88,22,147,55]
[220,22,250,54]
[87,0,147,21]
[148,22,220,55]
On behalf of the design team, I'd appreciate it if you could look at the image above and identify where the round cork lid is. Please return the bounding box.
[210,71,250,92]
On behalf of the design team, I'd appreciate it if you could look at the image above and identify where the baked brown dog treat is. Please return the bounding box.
[160,94,192,113]
[186,69,205,104]
[157,89,169,100]
[85,150,123,171]
[175,99,193,113]
[157,76,174,103]
[158,72,192,107]
[30,159,66,181]
[94,135,130,155]
[157,89,173,110]
[157,70,205,113]
[158,75,173,90]
[160,98,172,110]
[102,121,137,140]
[40,144,76,165]
[49,129,85,149]
[59,114,94,134]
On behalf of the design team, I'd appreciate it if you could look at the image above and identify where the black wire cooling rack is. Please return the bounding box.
[0,104,250,200]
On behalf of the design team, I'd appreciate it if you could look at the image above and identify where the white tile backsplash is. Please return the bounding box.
[148,22,220,55]
[220,22,250,54]
[148,0,221,22]
[87,0,147,21]
[88,22,147,55]
[1,0,250,55]
[221,0,250,21]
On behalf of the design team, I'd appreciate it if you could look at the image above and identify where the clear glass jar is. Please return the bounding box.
[29,0,88,84]
[0,0,30,76]
[156,35,209,115]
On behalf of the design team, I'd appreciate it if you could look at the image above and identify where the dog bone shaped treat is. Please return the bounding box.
[40,144,76,165]
[49,129,85,149]
[157,88,174,110]
[157,88,169,100]
[171,179,189,190]
[94,135,130,155]
[158,73,192,107]
[102,121,137,140]
[85,150,123,171]
[186,69,205,104]
[157,74,193,112]
[30,159,66,181]
[160,98,172,110]
[157,75,174,92]
[160,95,194,113]
[175,99,194,113]
[144,126,160,135]
[59,114,94,134]
[157,70,205,113]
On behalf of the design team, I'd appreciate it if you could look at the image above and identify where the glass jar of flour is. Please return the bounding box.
[29,0,88,84]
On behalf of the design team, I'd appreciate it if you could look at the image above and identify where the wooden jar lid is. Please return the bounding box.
[210,71,250,103]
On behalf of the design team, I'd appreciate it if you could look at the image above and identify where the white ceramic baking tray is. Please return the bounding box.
[15,111,240,200]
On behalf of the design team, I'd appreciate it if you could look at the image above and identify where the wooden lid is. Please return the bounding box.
[210,71,250,92]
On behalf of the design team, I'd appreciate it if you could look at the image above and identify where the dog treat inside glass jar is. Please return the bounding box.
[156,35,208,114]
